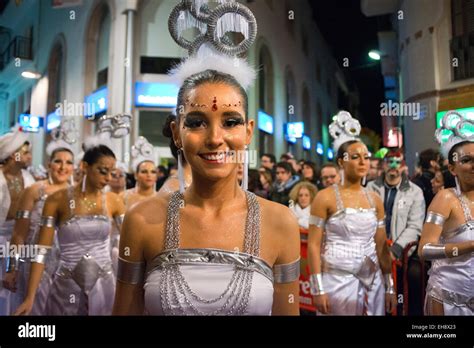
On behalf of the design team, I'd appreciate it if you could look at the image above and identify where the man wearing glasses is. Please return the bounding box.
[366,149,425,315]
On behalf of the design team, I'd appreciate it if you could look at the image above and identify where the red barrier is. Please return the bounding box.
[299,228,316,313]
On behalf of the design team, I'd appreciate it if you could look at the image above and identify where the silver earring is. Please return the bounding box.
[48,174,53,185]
[82,175,87,193]
[177,149,186,194]
[241,145,249,191]
[362,176,367,186]
[455,176,461,196]
[339,169,344,186]
[69,175,74,186]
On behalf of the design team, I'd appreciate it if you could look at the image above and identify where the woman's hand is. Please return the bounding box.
[385,293,397,314]
[14,297,34,316]
[314,293,331,314]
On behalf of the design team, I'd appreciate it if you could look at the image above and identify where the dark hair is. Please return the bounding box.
[261,153,276,164]
[247,169,262,193]
[50,147,74,162]
[275,161,293,174]
[163,114,179,160]
[447,141,471,165]
[442,169,456,188]
[419,148,439,169]
[82,144,115,165]
[176,69,248,120]
[302,161,318,180]
[336,140,360,164]
[321,162,338,171]
[136,160,155,174]
[158,165,168,176]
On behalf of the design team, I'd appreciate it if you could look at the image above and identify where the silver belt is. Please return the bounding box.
[431,288,474,310]
[56,254,113,293]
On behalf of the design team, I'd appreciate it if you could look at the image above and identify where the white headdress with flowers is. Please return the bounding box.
[329,111,362,153]
[435,110,474,159]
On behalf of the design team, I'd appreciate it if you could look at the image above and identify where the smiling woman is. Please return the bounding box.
[113,0,300,316]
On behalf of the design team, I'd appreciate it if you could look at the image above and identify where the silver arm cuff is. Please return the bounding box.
[309,273,326,295]
[32,245,51,264]
[5,252,21,273]
[309,215,325,229]
[39,216,55,228]
[425,211,446,226]
[117,257,145,285]
[383,273,395,294]
[421,243,447,260]
[15,210,31,219]
[273,257,300,283]
[377,218,385,228]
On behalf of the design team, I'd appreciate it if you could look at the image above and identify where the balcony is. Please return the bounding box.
[451,31,474,81]
[0,36,32,71]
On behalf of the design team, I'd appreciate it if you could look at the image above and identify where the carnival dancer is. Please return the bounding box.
[113,0,300,316]
[307,111,396,315]
[0,128,35,315]
[419,110,474,315]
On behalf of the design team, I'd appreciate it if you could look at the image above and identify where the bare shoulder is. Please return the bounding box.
[45,186,68,204]
[258,197,299,236]
[126,194,169,226]
[429,188,456,215]
[368,190,383,206]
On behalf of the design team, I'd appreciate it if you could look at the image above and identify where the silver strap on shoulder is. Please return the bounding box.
[115,214,125,228]
[32,245,51,264]
[377,218,385,228]
[15,210,31,219]
[333,184,344,211]
[425,211,446,226]
[117,257,145,284]
[273,257,300,283]
[421,243,447,260]
[364,188,375,208]
[309,273,325,295]
[309,215,325,229]
[383,273,395,294]
[39,216,55,228]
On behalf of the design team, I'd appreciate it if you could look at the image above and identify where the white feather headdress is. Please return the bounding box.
[329,111,362,153]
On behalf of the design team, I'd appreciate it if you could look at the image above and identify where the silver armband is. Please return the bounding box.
[425,212,446,226]
[273,257,300,283]
[421,243,447,260]
[5,252,21,273]
[32,245,51,264]
[377,218,385,228]
[383,273,395,294]
[117,257,145,285]
[39,216,55,228]
[309,273,325,295]
[309,215,325,229]
[15,210,31,220]
[115,214,125,227]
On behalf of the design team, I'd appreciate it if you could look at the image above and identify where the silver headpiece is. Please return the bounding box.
[168,0,258,90]
[435,110,474,158]
[131,136,155,171]
[83,114,131,151]
[46,119,78,156]
[329,111,361,153]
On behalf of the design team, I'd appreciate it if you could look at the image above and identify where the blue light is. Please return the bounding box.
[258,110,274,134]
[18,114,43,133]
[302,135,311,150]
[316,142,324,155]
[327,148,334,160]
[285,122,304,139]
[135,82,179,108]
[46,110,61,132]
[84,87,108,117]
[286,134,296,144]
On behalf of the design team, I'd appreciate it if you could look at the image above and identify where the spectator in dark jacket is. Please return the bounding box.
[270,162,300,206]
[412,149,440,210]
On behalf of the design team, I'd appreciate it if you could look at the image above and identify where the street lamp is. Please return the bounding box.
[368,50,382,61]
[21,70,41,79]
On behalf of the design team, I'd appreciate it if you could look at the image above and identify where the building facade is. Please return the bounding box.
[1,0,354,169]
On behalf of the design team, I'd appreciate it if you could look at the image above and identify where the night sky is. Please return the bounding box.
[310,0,385,135]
